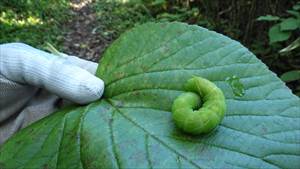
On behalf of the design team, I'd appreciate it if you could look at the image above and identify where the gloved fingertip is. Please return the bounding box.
[74,77,105,104]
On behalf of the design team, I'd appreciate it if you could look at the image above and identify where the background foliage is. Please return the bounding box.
[0,0,70,50]
[94,0,300,95]
[0,0,299,95]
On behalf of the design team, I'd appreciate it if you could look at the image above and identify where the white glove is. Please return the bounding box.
[0,43,105,145]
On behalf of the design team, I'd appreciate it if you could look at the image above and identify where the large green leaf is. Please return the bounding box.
[1,22,300,169]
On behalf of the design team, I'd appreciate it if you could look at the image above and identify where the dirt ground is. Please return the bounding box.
[63,0,110,62]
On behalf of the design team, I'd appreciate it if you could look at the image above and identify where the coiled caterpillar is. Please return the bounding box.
[172,76,226,135]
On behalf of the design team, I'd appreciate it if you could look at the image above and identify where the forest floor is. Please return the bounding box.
[63,0,110,62]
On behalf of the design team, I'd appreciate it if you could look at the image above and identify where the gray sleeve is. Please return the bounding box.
[0,74,60,145]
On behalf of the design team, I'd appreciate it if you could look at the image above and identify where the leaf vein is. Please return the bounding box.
[145,134,153,169]
[109,110,122,169]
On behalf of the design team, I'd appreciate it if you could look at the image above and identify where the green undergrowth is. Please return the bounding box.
[93,0,299,95]
[0,0,71,50]
[93,0,208,41]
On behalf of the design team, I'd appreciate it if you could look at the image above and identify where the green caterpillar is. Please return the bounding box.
[172,76,226,135]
